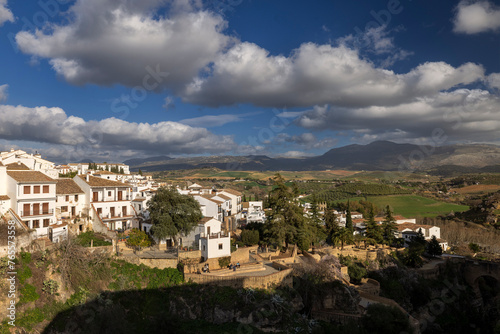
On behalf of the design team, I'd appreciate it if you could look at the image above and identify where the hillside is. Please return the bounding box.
[126,141,500,173]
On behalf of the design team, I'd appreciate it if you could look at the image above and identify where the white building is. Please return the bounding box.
[0,149,58,178]
[74,175,134,231]
[3,169,57,237]
[198,217,231,260]
[192,194,223,222]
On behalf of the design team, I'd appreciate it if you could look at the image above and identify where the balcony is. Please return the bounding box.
[20,209,54,217]
[93,195,131,202]
[200,232,229,239]
[99,212,133,220]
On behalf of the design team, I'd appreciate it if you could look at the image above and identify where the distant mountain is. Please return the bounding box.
[78,159,94,163]
[125,141,500,173]
[123,156,173,166]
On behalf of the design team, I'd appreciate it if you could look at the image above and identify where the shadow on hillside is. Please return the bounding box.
[42,278,284,334]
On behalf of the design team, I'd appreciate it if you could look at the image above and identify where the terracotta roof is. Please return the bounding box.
[200,195,223,205]
[7,171,55,183]
[0,195,10,200]
[56,178,84,195]
[132,197,146,202]
[397,223,435,232]
[6,162,31,170]
[199,217,218,224]
[222,188,241,196]
[94,171,117,175]
[242,202,249,209]
[217,194,231,201]
[77,175,131,188]
[0,161,3,166]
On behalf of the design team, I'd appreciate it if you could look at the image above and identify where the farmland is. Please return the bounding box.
[338,195,469,218]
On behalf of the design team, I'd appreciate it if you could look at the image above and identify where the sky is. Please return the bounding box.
[0,0,499,163]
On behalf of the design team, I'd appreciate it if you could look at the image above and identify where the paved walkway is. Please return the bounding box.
[230,263,279,277]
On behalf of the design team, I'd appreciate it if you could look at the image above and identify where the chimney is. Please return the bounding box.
[86,174,90,182]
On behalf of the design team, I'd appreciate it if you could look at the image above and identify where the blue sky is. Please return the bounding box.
[0,0,499,163]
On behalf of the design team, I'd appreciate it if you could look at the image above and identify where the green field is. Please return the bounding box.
[339,195,469,218]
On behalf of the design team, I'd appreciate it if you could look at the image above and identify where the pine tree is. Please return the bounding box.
[324,207,340,246]
[345,201,353,232]
[427,235,442,257]
[138,169,143,176]
[382,205,397,245]
[365,207,382,244]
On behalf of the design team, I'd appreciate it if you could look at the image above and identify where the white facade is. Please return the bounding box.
[0,149,58,178]
[74,175,134,231]
[4,170,57,237]
[192,195,223,222]
[198,218,231,260]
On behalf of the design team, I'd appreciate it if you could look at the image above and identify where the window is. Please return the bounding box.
[24,186,30,194]
[61,206,68,212]
[202,245,206,251]
[43,185,49,193]
[218,243,223,250]
[65,195,69,202]
[75,195,78,201]
[43,219,50,227]
[32,220,40,228]
[108,191,112,197]
[33,186,40,194]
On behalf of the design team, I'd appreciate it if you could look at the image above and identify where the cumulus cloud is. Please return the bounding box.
[0,84,8,102]
[487,73,500,90]
[0,104,236,160]
[16,0,231,91]
[0,0,14,26]
[179,112,259,128]
[184,42,484,108]
[296,89,500,144]
[279,151,316,158]
[453,1,500,34]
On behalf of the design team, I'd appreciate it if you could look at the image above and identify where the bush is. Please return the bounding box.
[347,263,367,284]
[19,284,39,304]
[241,229,260,245]
[362,304,411,333]
[18,265,32,284]
[125,228,152,251]
[76,231,112,247]
[42,279,59,295]
[218,256,231,268]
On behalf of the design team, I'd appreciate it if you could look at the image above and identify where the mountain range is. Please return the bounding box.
[123,141,500,173]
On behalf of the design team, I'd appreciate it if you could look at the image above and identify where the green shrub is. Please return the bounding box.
[218,256,231,268]
[16,308,44,331]
[42,279,59,295]
[18,266,32,284]
[76,231,112,247]
[66,286,90,307]
[348,263,367,284]
[241,229,260,245]
[19,284,39,304]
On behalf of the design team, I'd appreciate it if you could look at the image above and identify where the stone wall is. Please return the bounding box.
[138,257,178,269]
[185,263,293,289]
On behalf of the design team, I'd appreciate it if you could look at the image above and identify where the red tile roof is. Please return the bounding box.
[7,171,55,183]
[6,162,30,170]
[77,175,131,188]
[56,178,84,195]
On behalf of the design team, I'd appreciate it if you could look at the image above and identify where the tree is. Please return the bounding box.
[364,207,382,244]
[265,173,309,249]
[427,235,443,257]
[345,201,353,232]
[241,229,259,245]
[324,208,340,246]
[382,205,397,245]
[242,194,247,202]
[126,228,152,251]
[469,242,480,255]
[138,169,143,176]
[148,187,202,246]
[337,227,354,250]
[362,304,411,334]
[309,194,325,246]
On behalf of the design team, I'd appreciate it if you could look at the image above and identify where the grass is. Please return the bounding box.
[339,195,469,217]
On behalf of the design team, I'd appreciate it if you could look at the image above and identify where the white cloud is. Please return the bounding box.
[0,104,236,159]
[487,73,500,90]
[296,89,500,143]
[184,42,484,108]
[179,112,258,128]
[0,84,8,102]
[0,0,14,26]
[453,1,500,34]
[279,151,316,158]
[16,0,231,91]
